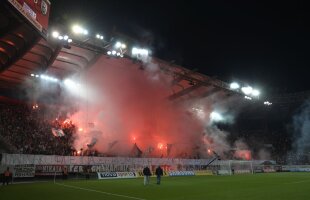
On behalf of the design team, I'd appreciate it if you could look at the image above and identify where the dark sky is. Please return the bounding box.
[51,0,310,95]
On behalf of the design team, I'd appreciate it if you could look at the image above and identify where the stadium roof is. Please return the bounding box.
[0,2,246,102]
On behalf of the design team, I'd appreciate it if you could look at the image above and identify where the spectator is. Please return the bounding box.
[2,167,11,185]
[142,166,151,185]
[155,165,163,185]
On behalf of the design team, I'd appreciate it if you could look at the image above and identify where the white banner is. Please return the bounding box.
[97,172,137,179]
[168,171,195,176]
[13,164,35,177]
[1,153,211,166]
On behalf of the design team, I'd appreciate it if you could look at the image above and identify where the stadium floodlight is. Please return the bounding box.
[210,111,224,122]
[52,31,59,38]
[40,74,59,82]
[244,96,252,100]
[35,74,39,78]
[68,38,73,43]
[115,41,122,48]
[31,74,34,77]
[72,25,88,35]
[107,51,111,55]
[230,82,240,90]
[132,47,149,56]
[112,50,116,55]
[264,101,272,106]
[241,86,253,95]
[251,89,260,96]
[116,52,121,56]
[64,79,80,88]
[115,41,126,49]
[58,35,64,40]
[96,34,104,40]
[63,35,69,40]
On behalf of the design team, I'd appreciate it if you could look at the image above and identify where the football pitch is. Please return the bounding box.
[1,173,310,200]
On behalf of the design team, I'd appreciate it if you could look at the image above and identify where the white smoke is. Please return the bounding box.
[292,99,310,154]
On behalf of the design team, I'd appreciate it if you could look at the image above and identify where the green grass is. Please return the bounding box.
[1,173,310,200]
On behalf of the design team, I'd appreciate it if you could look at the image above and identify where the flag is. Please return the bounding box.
[131,143,143,157]
[167,144,173,156]
[108,140,118,150]
[51,128,65,137]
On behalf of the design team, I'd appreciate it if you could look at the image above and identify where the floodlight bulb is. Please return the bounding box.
[115,42,121,48]
[230,82,240,89]
[52,31,59,38]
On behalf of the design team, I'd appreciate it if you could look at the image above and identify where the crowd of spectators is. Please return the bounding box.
[0,103,76,155]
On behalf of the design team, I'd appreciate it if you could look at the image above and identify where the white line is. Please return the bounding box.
[55,183,147,200]
[285,179,310,184]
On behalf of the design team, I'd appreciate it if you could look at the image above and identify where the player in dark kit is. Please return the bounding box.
[143,166,152,185]
[155,166,163,185]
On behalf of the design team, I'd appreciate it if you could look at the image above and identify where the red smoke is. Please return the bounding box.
[68,56,215,157]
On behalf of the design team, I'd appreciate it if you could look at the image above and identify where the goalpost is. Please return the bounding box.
[211,160,254,175]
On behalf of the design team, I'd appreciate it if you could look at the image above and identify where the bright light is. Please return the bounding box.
[115,41,122,48]
[207,149,211,154]
[64,79,80,88]
[35,75,39,77]
[210,111,223,122]
[63,35,69,40]
[72,25,83,33]
[132,47,149,56]
[96,34,104,40]
[107,51,111,55]
[68,38,73,43]
[241,86,253,95]
[112,50,116,55]
[31,74,34,77]
[40,74,59,82]
[230,82,240,90]
[58,35,63,40]
[121,43,126,49]
[251,89,260,96]
[264,101,272,106]
[244,96,252,100]
[157,143,164,150]
[116,52,121,56]
[52,31,59,38]
[78,128,83,132]
[72,25,88,35]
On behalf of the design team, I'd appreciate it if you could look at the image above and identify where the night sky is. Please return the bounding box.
[51,0,310,95]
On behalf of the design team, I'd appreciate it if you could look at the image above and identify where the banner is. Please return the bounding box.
[97,172,137,179]
[7,0,51,38]
[13,164,35,177]
[1,153,213,166]
[168,171,195,176]
[194,170,213,176]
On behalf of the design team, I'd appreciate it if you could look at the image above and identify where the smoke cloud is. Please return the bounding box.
[292,99,310,154]
[29,55,249,158]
